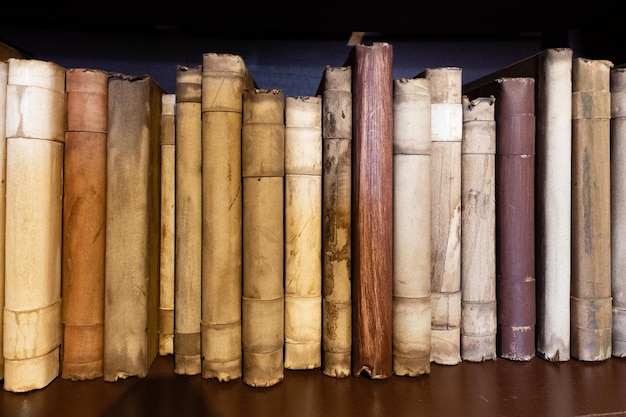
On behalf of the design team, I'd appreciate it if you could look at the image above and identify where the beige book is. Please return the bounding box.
[241,88,285,387]
[104,73,164,381]
[3,58,65,392]
[174,65,202,375]
[284,95,323,370]
[0,61,7,382]
[201,53,255,381]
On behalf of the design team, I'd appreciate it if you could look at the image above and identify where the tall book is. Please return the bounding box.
[241,88,285,387]
[103,73,164,381]
[571,57,613,361]
[318,65,352,378]
[3,58,65,392]
[348,42,393,379]
[61,68,108,381]
[201,53,255,381]
[460,95,497,362]
[174,65,202,375]
[416,66,463,365]
[159,92,176,356]
[611,65,626,357]
[464,48,573,361]
[392,77,432,376]
[0,61,7,382]
[284,95,323,370]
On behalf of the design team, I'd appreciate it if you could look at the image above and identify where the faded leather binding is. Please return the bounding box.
[571,57,613,361]
[62,68,108,381]
[104,74,164,381]
[392,77,432,376]
[4,58,66,392]
[349,42,393,379]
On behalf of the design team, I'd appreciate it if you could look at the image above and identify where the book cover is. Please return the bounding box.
[0,61,7,382]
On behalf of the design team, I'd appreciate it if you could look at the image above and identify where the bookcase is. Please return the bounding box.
[3,10,626,416]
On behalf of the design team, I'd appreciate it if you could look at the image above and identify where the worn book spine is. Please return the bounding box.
[319,65,352,378]
[201,53,255,381]
[104,73,164,381]
[61,68,108,381]
[350,42,393,379]
[159,92,176,356]
[241,88,285,387]
[392,77,432,376]
[611,66,626,357]
[284,95,323,370]
[416,66,463,365]
[571,57,613,361]
[494,77,536,361]
[3,58,65,392]
[0,61,7,382]
[460,95,497,362]
[174,65,202,375]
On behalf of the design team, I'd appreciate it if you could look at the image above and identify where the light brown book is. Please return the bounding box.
[159,92,176,356]
[3,58,66,392]
[284,95,323,370]
[392,77,432,376]
[571,57,613,361]
[201,53,255,381]
[349,42,394,379]
[103,73,164,381]
[241,88,285,387]
[0,61,7,382]
[61,68,108,381]
[174,65,202,375]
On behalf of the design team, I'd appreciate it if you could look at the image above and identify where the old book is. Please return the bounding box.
[611,65,626,357]
[349,42,393,378]
[0,61,7,382]
[201,53,255,381]
[460,95,497,362]
[159,92,176,356]
[61,68,108,381]
[3,58,65,392]
[392,77,432,376]
[416,66,463,365]
[284,95,323,370]
[241,88,285,387]
[571,57,613,361]
[174,65,202,375]
[464,48,573,362]
[103,73,164,381]
[318,65,352,378]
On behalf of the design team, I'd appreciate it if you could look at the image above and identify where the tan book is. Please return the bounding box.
[174,65,202,375]
[104,73,164,381]
[571,57,613,361]
[61,68,108,380]
[460,95,497,362]
[284,95,323,370]
[392,77,432,376]
[0,61,7,382]
[201,53,255,381]
[159,93,176,356]
[416,66,463,365]
[3,58,65,392]
[241,88,285,387]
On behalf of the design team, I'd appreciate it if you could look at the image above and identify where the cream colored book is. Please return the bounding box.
[0,61,7,382]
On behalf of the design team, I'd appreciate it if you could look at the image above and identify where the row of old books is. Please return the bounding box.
[0,42,622,393]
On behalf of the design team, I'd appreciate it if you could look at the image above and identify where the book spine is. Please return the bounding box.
[0,61,7,382]
[320,65,352,378]
[392,77,432,376]
[351,42,394,379]
[571,58,613,361]
[241,88,285,387]
[174,65,202,375]
[104,74,164,381]
[495,77,536,361]
[284,95,323,370]
[61,68,108,380]
[460,95,497,362]
[3,58,65,392]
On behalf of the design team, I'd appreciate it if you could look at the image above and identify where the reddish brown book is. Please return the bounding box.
[61,68,108,380]
[348,42,394,379]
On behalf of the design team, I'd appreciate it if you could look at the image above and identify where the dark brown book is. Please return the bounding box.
[348,42,394,379]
